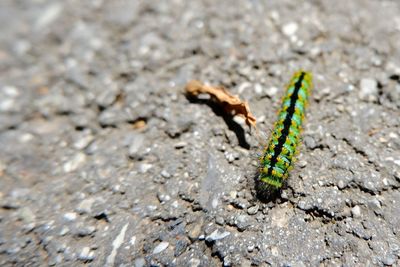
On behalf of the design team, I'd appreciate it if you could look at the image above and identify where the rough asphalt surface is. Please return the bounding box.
[1,1,400,266]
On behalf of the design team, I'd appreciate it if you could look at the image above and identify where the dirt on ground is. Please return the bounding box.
[1,1,400,266]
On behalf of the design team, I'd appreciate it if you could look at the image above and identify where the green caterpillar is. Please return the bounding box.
[258,71,313,197]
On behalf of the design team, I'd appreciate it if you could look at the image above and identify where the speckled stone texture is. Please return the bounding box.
[1,0,400,266]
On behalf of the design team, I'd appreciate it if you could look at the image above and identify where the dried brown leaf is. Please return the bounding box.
[185,80,256,128]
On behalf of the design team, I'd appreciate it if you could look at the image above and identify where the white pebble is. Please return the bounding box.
[3,86,19,97]
[359,78,378,101]
[189,258,201,267]
[73,134,94,150]
[63,152,86,173]
[270,11,280,22]
[128,134,145,158]
[138,163,152,173]
[174,141,187,149]
[36,3,62,29]
[233,116,246,126]
[153,241,169,254]
[266,87,278,97]
[134,258,146,267]
[237,82,251,94]
[161,170,171,178]
[63,212,77,221]
[282,22,298,36]
[254,83,263,94]
[351,205,362,218]
[247,244,255,252]
[368,199,381,209]
[206,229,230,241]
[130,236,136,246]
[297,160,307,168]
[59,226,69,236]
[19,133,34,143]
[0,99,15,112]
[76,198,95,214]
[78,247,95,261]
[389,132,398,139]
[337,180,346,189]
[247,205,259,215]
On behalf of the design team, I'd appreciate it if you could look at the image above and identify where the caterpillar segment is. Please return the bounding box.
[257,71,313,196]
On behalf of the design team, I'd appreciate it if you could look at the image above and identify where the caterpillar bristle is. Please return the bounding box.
[255,174,282,202]
[256,71,313,201]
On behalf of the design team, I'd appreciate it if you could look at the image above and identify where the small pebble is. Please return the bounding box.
[337,180,346,189]
[367,199,381,210]
[48,254,62,266]
[56,243,67,253]
[76,198,95,214]
[18,207,36,223]
[76,225,96,237]
[138,163,152,173]
[233,116,246,126]
[237,82,251,94]
[130,236,136,246]
[128,134,145,159]
[206,229,230,241]
[3,85,19,97]
[189,258,201,267]
[161,170,171,178]
[359,78,378,102]
[351,205,362,218]
[297,160,307,168]
[382,255,396,266]
[134,258,146,267]
[280,191,289,200]
[35,3,62,29]
[0,97,16,112]
[73,134,94,150]
[146,205,157,212]
[63,212,78,221]
[174,141,187,149]
[96,87,119,108]
[282,22,298,36]
[254,83,263,94]
[303,136,317,150]
[266,86,278,97]
[247,244,255,252]
[188,223,202,241]
[59,226,69,236]
[224,152,236,163]
[78,247,95,261]
[215,216,225,225]
[153,241,169,254]
[22,223,36,233]
[157,192,171,203]
[247,205,259,215]
[63,153,86,173]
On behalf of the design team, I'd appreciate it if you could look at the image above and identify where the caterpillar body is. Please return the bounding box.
[258,71,313,197]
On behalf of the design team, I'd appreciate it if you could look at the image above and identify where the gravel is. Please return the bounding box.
[152,242,169,254]
[359,78,379,102]
[206,230,231,242]
[1,0,400,266]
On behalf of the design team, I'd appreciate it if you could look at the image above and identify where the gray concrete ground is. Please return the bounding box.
[1,0,400,266]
